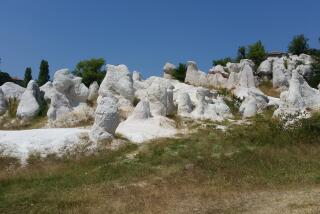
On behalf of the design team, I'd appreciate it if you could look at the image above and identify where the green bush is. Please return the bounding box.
[212,57,233,66]
[73,58,106,86]
[172,63,187,82]
[288,34,309,55]
[247,40,266,66]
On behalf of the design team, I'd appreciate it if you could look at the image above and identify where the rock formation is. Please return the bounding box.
[16,80,43,119]
[0,88,7,115]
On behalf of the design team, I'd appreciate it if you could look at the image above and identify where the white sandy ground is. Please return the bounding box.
[0,128,89,163]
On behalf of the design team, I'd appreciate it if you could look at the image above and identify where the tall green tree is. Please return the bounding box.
[237,46,247,62]
[73,58,106,86]
[288,34,309,55]
[247,40,266,66]
[38,60,50,86]
[24,67,32,86]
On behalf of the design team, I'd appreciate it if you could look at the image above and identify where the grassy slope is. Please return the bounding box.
[1,113,320,213]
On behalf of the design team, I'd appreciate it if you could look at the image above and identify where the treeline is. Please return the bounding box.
[213,34,320,67]
[0,58,106,87]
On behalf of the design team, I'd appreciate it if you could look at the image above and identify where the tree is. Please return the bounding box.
[0,71,12,86]
[73,58,106,86]
[172,63,187,82]
[237,46,246,62]
[212,57,233,66]
[288,34,309,55]
[24,67,32,86]
[247,40,266,66]
[38,60,50,86]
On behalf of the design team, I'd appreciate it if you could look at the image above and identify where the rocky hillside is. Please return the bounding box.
[0,53,320,162]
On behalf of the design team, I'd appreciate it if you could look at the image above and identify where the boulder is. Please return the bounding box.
[207,73,228,89]
[184,61,207,87]
[257,58,273,76]
[47,90,73,121]
[146,80,168,116]
[209,65,229,77]
[116,100,177,143]
[0,82,25,101]
[16,81,42,119]
[40,81,54,101]
[177,92,193,116]
[274,70,320,118]
[239,92,269,118]
[87,81,99,102]
[272,58,290,89]
[226,62,240,73]
[163,62,176,79]
[52,69,89,105]
[0,88,7,115]
[133,71,143,81]
[99,64,134,117]
[296,64,312,80]
[90,93,120,142]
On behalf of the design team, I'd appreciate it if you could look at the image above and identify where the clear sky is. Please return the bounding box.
[0,0,319,79]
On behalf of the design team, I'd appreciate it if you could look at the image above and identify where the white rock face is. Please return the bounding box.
[239,92,269,118]
[116,100,177,143]
[209,65,229,77]
[0,88,7,115]
[40,81,54,101]
[99,64,134,117]
[226,62,240,73]
[0,82,25,101]
[48,69,89,121]
[177,92,193,116]
[0,128,89,164]
[16,80,42,119]
[133,71,143,81]
[88,81,99,102]
[228,62,264,99]
[274,70,320,117]
[207,73,228,89]
[163,62,176,79]
[146,80,168,116]
[185,61,208,87]
[272,58,291,89]
[90,93,120,143]
[296,64,312,80]
[257,58,273,76]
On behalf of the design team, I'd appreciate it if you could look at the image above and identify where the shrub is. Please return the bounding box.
[212,57,233,66]
[172,63,187,82]
[288,34,309,55]
[247,40,266,66]
[73,58,106,86]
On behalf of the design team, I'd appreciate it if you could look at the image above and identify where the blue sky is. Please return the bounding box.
[0,0,319,79]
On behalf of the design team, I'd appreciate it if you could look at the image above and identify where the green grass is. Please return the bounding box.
[1,113,320,213]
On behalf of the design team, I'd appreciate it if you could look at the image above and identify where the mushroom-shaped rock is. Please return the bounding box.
[0,82,25,101]
[90,93,120,143]
[274,70,320,118]
[163,62,176,79]
[16,80,42,119]
[0,88,7,115]
[88,81,99,102]
[184,61,207,87]
[116,100,177,143]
